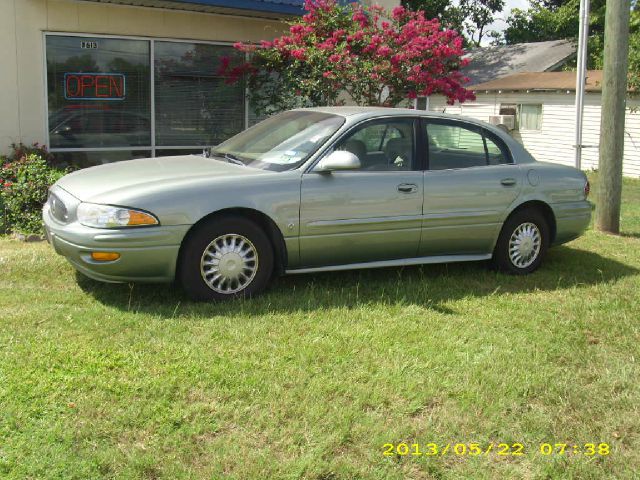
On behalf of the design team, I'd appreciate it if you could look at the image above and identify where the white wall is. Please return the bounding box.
[428,92,640,178]
[0,0,288,155]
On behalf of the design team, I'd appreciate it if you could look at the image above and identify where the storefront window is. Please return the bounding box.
[154,41,245,147]
[52,150,151,169]
[45,34,248,167]
[46,36,151,150]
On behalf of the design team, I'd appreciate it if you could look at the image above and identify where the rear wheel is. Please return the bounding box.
[492,209,549,274]
[179,216,274,301]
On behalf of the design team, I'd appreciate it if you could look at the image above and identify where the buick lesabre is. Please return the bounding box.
[43,107,592,300]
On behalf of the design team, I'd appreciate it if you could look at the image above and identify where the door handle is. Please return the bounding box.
[397,183,418,194]
[500,178,517,187]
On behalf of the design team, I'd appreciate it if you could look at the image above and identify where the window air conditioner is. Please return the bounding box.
[488,115,516,130]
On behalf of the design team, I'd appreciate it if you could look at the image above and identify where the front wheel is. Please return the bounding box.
[492,209,549,274]
[178,217,274,301]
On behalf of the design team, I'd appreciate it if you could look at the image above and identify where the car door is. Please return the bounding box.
[419,119,523,256]
[299,117,424,267]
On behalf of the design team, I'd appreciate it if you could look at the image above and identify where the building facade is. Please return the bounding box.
[0,0,398,167]
[0,0,307,166]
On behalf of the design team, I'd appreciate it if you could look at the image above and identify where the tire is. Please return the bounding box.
[492,208,550,275]
[178,216,274,301]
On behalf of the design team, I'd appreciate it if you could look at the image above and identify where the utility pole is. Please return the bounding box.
[574,0,590,170]
[597,0,631,234]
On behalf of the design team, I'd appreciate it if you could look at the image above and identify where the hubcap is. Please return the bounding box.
[200,234,258,294]
[508,222,542,269]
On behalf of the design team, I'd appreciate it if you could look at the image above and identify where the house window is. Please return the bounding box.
[45,33,246,168]
[518,104,543,130]
[498,103,543,131]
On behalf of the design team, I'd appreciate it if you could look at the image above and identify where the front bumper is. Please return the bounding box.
[43,202,190,283]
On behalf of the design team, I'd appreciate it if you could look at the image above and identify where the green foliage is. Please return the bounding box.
[0,153,67,235]
[8,142,55,164]
[402,0,505,46]
[503,0,584,44]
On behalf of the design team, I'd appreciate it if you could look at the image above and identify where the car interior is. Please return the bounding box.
[337,121,414,171]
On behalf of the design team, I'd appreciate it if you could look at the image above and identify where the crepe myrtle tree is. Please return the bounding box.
[219,0,475,115]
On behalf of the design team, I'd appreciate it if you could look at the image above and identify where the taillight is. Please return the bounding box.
[584,180,590,198]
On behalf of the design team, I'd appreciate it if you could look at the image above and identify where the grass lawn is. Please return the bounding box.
[1,176,639,479]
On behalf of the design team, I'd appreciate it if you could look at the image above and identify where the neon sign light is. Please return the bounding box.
[64,73,126,101]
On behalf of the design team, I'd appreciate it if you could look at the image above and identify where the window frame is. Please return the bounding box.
[309,116,421,173]
[422,118,514,172]
[517,103,543,131]
[43,31,248,160]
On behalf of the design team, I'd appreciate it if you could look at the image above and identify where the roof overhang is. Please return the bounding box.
[469,71,606,94]
[82,0,305,18]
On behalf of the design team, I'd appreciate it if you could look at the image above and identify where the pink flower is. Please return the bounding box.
[291,48,307,61]
[391,5,406,20]
[352,10,368,27]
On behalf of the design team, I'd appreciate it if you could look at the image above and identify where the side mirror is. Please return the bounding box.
[315,150,361,172]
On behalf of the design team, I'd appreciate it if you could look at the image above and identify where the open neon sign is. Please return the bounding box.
[64,73,126,101]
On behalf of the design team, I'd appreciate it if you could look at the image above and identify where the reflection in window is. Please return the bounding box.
[52,150,151,169]
[46,36,151,149]
[154,42,245,147]
[211,111,344,171]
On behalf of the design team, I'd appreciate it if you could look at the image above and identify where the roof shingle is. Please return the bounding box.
[462,39,576,86]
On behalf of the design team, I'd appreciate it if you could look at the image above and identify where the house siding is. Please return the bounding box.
[428,92,640,178]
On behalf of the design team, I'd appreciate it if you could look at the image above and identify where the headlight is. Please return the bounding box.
[76,203,159,228]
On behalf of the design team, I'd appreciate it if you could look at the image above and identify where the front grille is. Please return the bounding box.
[48,191,69,223]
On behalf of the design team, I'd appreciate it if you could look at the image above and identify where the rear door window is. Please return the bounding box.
[426,122,511,170]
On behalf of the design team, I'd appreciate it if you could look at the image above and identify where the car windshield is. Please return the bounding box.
[210,111,345,171]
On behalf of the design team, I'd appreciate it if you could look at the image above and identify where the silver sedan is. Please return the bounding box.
[43,107,592,300]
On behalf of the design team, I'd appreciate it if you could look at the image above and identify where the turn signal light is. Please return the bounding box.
[128,210,158,225]
[91,252,120,262]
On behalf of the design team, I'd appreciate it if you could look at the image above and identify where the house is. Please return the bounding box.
[0,0,398,168]
[426,70,640,178]
[421,40,639,178]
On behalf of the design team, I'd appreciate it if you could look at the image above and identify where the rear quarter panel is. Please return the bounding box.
[511,161,592,245]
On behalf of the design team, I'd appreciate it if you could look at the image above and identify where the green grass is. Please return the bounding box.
[1,176,640,479]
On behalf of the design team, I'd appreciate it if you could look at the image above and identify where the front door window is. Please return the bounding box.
[335,119,415,171]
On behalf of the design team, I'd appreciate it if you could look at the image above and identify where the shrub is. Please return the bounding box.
[1,153,67,235]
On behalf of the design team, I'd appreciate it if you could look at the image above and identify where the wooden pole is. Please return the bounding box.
[596,0,631,234]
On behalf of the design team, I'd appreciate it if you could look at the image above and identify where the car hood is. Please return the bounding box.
[56,154,270,202]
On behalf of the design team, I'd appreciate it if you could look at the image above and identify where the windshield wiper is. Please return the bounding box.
[223,154,245,166]
[210,151,246,166]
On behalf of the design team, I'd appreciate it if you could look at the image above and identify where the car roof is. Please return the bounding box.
[294,106,490,127]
